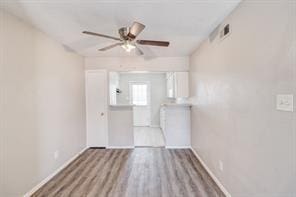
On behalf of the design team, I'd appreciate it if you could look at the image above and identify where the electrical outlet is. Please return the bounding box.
[54,150,59,160]
[276,94,293,112]
[219,160,224,171]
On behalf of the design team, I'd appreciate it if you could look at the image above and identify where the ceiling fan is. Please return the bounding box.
[82,21,169,55]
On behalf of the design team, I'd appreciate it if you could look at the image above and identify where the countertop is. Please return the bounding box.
[109,104,134,108]
[161,103,192,107]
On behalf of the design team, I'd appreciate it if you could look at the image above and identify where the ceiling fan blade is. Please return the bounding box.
[82,31,121,41]
[136,40,169,47]
[98,43,122,51]
[135,45,144,56]
[127,22,145,39]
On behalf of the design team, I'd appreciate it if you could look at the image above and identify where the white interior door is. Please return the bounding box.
[130,82,151,126]
[86,70,108,147]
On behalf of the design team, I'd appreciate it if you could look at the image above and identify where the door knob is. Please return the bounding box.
[100,112,104,116]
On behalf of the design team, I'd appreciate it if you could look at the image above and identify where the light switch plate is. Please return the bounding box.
[276,94,294,112]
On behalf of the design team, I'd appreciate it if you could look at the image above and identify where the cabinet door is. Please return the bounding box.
[175,72,189,98]
[165,106,191,147]
[166,72,175,98]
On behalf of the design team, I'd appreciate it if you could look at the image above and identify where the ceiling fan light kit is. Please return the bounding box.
[121,41,136,52]
[82,21,170,55]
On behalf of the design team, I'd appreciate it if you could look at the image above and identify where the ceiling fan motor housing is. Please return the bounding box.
[118,27,130,40]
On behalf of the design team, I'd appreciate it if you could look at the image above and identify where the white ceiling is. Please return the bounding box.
[1,0,241,57]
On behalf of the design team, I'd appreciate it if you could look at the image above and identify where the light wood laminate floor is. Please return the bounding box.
[32,148,224,197]
[134,126,165,147]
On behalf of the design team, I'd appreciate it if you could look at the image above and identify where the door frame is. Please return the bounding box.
[85,69,108,148]
[129,81,151,126]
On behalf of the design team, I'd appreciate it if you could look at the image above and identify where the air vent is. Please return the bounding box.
[220,24,231,40]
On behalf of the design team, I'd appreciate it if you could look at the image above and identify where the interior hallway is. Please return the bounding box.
[134,127,165,147]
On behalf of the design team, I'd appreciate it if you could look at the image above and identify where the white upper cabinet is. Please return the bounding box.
[175,72,189,98]
[166,72,175,98]
[166,72,189,98]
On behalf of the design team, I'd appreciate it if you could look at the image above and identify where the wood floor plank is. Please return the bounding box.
[32,148,225,197]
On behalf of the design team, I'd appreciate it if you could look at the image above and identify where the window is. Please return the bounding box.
[131,84,147,106]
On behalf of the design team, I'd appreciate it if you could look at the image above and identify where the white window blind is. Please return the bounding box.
[131,84,147,106]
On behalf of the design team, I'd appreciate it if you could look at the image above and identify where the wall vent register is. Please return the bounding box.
[220,24,230,40]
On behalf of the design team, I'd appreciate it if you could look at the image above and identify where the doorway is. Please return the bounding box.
[129,81,151,126]
[134,127,165,147]
[85,70,108,148]
[129,81,165,147]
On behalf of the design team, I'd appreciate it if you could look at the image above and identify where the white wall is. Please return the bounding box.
[117,73,167,126]
[190,0,296,196]
[108,106,134,147]
[85,56,189,72]
[0,10,86,196]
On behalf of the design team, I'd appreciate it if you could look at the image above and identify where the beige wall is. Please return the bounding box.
[190,0,296,196]
[0,10,86,196]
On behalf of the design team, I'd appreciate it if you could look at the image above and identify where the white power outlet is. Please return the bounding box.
[277,94,293,112]
[54,150,59,160]
[219,160,224,171]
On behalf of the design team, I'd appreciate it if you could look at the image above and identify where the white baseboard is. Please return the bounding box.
[190,147,231,197]
[107,146,134,149]
[166,146,191,149]
[23,147,88,197]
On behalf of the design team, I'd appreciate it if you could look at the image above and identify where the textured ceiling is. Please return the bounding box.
[1,0,241,57]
